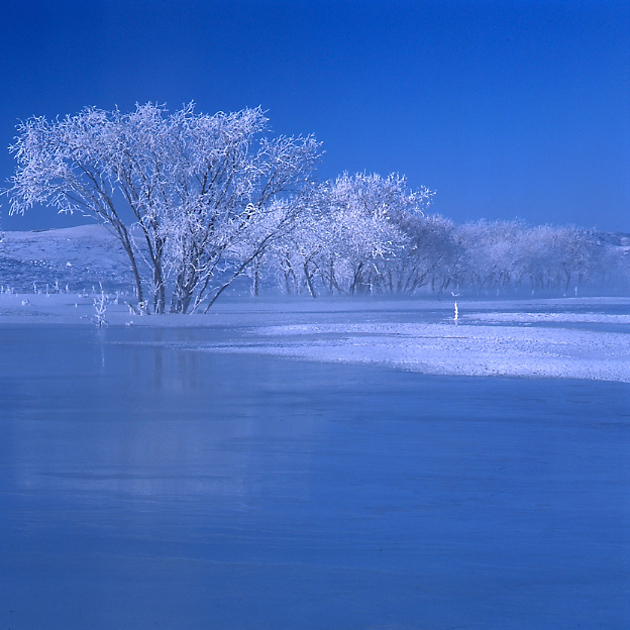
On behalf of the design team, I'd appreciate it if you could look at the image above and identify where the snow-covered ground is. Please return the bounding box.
[1,291,629,383]
[205,298,630,383]
[231,318,630,382]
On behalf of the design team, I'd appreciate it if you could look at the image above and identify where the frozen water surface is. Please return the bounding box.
[0,302,629,629]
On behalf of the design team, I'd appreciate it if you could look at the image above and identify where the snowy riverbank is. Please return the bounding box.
[2,293,629,384]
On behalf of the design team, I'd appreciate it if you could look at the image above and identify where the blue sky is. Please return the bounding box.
[1,0,628,231]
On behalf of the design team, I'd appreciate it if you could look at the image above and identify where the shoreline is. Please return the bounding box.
[2,294,629,384]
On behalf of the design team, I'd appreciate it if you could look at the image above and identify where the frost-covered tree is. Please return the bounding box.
[376,213,456,294]
[315,172,434,295]
[453,220,528,292]
[448,221,604,295]
[265,172,435,297]
[8,103,321,312]
[262,190,328,296]
[520,225,599,291]
[228,198,304,300]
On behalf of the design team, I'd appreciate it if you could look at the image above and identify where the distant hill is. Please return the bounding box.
[595,231,630,248]
[1,224,628,297]
[0,224,133,294]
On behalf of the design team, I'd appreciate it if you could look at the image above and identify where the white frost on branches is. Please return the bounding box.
[8,103,322,312]
[6,102,621,306]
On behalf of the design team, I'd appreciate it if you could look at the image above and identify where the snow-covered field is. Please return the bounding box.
[1,290,629,383]
[236,318,630,382]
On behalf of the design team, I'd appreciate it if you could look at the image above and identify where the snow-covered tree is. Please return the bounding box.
[8,103,321,312]
[376,213,456,294]
[447,221,604,295]
[452,220,528,292]
[264,189,329,297]
[263,172,436,297]
[520,225,599,292]
[314,172,434,295]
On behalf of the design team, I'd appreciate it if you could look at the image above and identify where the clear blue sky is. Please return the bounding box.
[1,0,628,231]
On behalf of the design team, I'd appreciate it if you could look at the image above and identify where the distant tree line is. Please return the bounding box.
[240,174,628,298]
[6,103,628,312]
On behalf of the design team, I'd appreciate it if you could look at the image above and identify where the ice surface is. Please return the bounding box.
[0,324,628,629]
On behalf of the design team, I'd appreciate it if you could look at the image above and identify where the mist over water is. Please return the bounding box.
[1,324,628,629]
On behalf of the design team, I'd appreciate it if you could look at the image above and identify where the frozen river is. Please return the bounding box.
[1,322,629,629]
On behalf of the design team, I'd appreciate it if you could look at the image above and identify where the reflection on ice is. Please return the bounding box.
[4,331,322,503]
